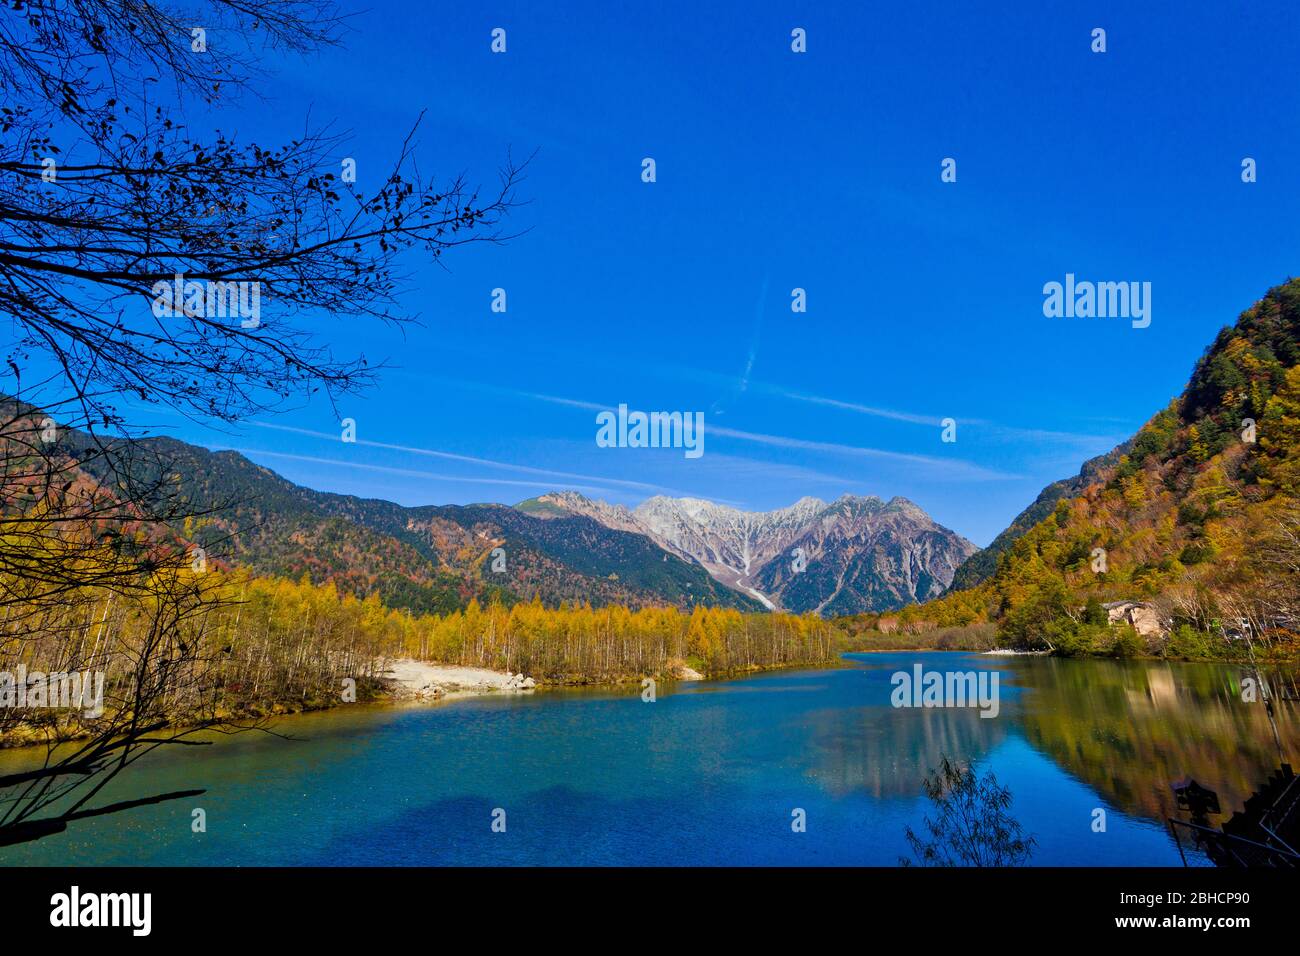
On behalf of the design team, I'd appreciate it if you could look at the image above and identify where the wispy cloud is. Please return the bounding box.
[626,364,1122,449]
[711,276,768,416]
[224,449,624,497]
[768,385,1120,446]
[705,424,1020,481]
[126,392,737,503]
[457,383,1020,481]
[775,390,938,426]
[241,420,676,495]
[699,452,872,490]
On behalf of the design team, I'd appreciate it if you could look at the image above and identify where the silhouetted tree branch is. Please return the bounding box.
[0,0,524,846]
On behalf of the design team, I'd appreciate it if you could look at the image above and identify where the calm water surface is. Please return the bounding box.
[2,652,1296,865]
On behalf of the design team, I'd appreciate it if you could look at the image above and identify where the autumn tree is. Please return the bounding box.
[1258,365,1300,494]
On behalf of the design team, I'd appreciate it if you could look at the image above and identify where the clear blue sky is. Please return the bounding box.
[127,0,1300,545]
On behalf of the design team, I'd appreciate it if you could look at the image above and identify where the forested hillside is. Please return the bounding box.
[60,432,760,615]
[891,277,1300,658]
[946,442,1129,591]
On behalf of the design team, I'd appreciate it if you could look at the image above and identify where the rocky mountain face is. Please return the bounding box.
[524,491,978,615]
[634,495,827,580]
[748,496,979,616]
[517,491,649,538]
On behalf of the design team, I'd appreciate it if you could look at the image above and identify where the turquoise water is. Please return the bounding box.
[2,652,1295,865]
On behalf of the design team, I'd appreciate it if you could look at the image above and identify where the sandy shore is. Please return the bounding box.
[380,659,706,701]
[380,659,537,701]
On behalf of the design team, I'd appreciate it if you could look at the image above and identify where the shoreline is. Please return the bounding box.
[5,650,1288,753]
[0,658,737,752]
[839,644,1300,664]
[379,656,841,698]
[380,660,540,701]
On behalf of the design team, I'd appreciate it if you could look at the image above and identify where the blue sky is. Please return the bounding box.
[119,1,1300,545]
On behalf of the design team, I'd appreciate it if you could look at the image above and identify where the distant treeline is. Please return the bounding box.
[833,616,998,653]
[1,568,840,742]
[405,595,839,681]
[217,573,839,685]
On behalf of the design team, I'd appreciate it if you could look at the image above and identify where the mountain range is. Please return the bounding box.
[27,424,979,617]
[12,274,1298,635]
[522,491,977,615]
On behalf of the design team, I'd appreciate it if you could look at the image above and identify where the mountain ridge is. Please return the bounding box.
[13,402,984,619]
[53,433,761,615]
[520,490,977,614]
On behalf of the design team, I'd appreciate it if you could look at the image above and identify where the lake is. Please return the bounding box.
[2,651,1296,866]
